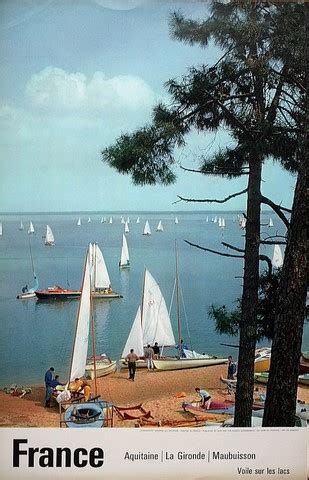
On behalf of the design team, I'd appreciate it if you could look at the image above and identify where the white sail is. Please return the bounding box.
[175,217,179,224]
[214,216,218,223]
[141,270,175,347]
[143,220,151,235]
[127,217,130,224]
[136,217,140,224]
[156,220,163,232]
[28,221,35,234]
[109,217,113,224]
[206,216,209,223]
[121,216,125,224]
[77,217,81,226]
[93,243,111,289]
[69,250,91,381]
[100,217,104,223]
[272,244,284,268]
[120,234,130,267]
[19,220,24,231]
[240,217,246,229]
[88,217,91,223]
[222,218,225,228]
[0,222,2,236]
[218,217,222,228]
[124,221,129,234]
[268,218,273,227]
[45,225,55,245]
[121,307,144,358]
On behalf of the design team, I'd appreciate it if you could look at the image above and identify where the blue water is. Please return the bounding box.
[0,211,307,387]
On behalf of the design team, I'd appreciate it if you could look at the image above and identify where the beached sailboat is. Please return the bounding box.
[28,221,35,234]
[156,220,164,232]
[90,243,121,298]
[272,244,284,268]
[44,225,55,246]
[143,220,151,235]
[119,234,130,268]
[153,250,228,371]
[60,248,115,427]
[16,242,39,299]
[19,219,24,231]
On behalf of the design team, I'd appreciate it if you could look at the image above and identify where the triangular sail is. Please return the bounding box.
[45,225,55,245]
[175,217,179,224]
[77,217,81,226]
[120,234,130,267]
[19,220,24,231]
[124,221,129,233]
[136,217,140,224]
[156,220,163,232]
[94,244,111,289]
[28,221,35,234]
[28,274,39,294]
[143,220,151,235]
[268,218,273,227]
[122,307,144,358]
[69,250,91,381]
[0,222,2,236]
[142,270,175,347]
[272,244,284,268]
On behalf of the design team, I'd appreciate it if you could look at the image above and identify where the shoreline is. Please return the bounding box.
[1,364,308,428]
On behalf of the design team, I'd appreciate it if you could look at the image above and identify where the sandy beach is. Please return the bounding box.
[1,364,308,428]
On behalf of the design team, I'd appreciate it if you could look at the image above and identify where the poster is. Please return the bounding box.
[0,1,307,479]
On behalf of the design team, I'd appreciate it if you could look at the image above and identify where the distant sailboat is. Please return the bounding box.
[156,220,164,232]
[109,217,113,224]
[19,219,24,231]
[119,234,130,268]
[121,216,125,224]
[44,225,55,246]
[124,221,129,234]
[0,222,2,236]
[100,217,104,223]
[88,217,91,223]
[240,217,246,230]
[28,221,35,234]
[17,242,39,299]
[272,245,284,268]
[77,217,81,226]
[268,218,274,227]
[175,217,179,224]
[90,243,121,298]
[127,217,130,224]
[136,217,140,224]
[143,220,151,235]
[206,216,209,223]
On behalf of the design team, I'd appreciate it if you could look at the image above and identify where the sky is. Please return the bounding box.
[0,0,296,213]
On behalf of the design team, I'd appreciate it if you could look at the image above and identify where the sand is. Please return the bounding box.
[1,364,308,428]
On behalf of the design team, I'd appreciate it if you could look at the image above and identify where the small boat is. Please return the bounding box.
[63,400,112,428]
[254,372,269,384]
[35,285,81,300]
[272,244,284,268]
[90,243,121,298]
[44,225,55,246]
[182,400,234,418]
[298,374,309,385]
[124,221,129,234]
[88,217,91,223]
[268,218,274,227]
[175,217,179,224]
[85,354,116,380]
[143,220,151,235]
[16,242,39,299]
[136,217,140,224]
[119,234,130,268]
[254,347,271,372]
[28,221,35,235]
[109,217,113,224]
[156,220,163,232]
[0,222,2,236]
[19,219,24,231]
[77,217,81,226]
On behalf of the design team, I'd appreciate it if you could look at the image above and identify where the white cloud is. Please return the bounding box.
[25,67,155,112]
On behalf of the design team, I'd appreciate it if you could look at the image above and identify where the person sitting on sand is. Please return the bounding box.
[70,378,91,401]
[195,387,212,409]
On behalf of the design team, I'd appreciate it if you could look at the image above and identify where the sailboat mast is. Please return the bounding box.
[140,269,146,336]
[90,293,98,397]
[175,242,181,350]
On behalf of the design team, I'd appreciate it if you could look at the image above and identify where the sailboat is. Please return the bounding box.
[109,217,113,224]
[268,218,274,227]
[88,217,91,223]
[77,217,81,226]
[119,234,130,268]
[175,217,179,224]
[272,244,284,268]
[90,243,121,298]
[19,220,24,231]
[60,247,115,427]
[124,221,129,234]
[153,251,228,371]
[143,220,151,235]
[156,220,163,232]
[121,269,175,368]
[44,225,55,246]
[28,221,35,234]
[136,217,140,224]
[16,241,39,299]
[0,222,2,237]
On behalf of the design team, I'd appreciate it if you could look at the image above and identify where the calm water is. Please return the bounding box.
[0,211,307,387]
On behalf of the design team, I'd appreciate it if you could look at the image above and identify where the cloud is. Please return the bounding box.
[92,0,149,10]
[25,67,155,113]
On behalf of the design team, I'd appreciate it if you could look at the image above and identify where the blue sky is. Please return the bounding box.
[0,0,296,212]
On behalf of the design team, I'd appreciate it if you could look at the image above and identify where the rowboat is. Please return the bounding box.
[85,355,117,380]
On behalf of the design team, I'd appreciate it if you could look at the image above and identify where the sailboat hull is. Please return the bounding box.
[153,357,228,371]
[16,292,36,299]
[85,360,117,379]
[92,290,122,298]
[35,287,81,299]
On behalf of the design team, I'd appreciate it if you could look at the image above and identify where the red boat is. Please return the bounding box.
[35,285,81,300]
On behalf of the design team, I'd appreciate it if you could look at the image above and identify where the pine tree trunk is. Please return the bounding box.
[262,1,308,427]
[234,155,262,427]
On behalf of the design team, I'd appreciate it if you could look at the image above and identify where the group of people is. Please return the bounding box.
[44,367,92,407]
[125,342,161,381]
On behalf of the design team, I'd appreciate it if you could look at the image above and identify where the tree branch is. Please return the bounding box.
[261,195,290,228]
[222,242,245,253]
[270,67,305,92]
[176,188,248,204]
[184,240,244,258]
[259,254,273,279]
[260,240,287,245]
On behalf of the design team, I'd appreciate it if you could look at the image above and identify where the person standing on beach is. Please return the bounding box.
[125,349,139,381]
[144,344,154,370]
[44,366,55,407]
[176,339,188,358]
[152,342,160,358]
[195,387,212,409]
[227,355,237,380]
